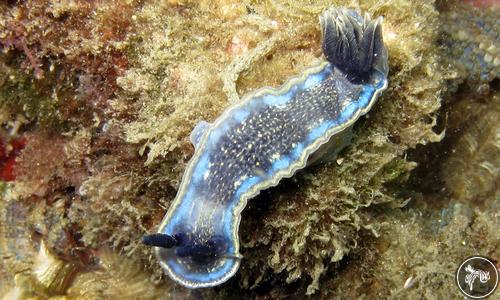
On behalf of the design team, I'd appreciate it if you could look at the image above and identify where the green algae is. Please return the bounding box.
[0,64,61,127]
[0,0,499,298]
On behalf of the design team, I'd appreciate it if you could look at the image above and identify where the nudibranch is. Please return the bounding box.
[143,7,388,288]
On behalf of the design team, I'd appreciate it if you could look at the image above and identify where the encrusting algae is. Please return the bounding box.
[0,0,498,299]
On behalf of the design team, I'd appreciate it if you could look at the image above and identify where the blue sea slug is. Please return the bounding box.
[143,7,389,288]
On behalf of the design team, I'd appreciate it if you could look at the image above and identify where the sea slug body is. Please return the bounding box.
[143,7,389,288]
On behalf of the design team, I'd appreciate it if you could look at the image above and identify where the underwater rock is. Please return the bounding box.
[1,241,179,299]
[1,238,78,299]
[66,249,183,300]
[441,93,499,204]
[1,0,497,298]
[318,198,499,299]
[440,1,499,94]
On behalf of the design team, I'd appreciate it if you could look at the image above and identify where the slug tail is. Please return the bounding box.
[320,7,388,81]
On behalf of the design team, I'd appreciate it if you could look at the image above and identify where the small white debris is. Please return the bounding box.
[404,275,416,289]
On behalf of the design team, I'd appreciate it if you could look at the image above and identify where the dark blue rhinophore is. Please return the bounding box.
[143,6,389,288]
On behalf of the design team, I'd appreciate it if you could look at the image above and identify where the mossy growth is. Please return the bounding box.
[2,0,497,298]
[117,0,446,294]
[0,63,61,127]
[318,198,500,299]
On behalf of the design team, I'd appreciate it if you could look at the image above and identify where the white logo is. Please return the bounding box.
[456,256,498,299]
[465,264,491,291]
